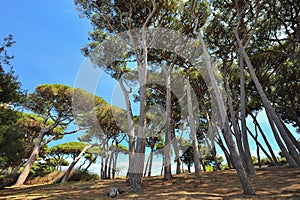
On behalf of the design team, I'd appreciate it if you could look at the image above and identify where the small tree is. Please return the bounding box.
[14,84,83,186]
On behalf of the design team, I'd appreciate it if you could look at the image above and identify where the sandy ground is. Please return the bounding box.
[1,166,300,199]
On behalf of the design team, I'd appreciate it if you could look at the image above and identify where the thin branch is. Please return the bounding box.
[142,0,156,29]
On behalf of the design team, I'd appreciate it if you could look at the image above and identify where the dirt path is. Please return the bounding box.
[1,166,300,199]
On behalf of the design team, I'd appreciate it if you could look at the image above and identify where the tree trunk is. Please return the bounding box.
[112,152,118,179]
[224,69,246,170]
[281,120,300,152]
[101,153,105,179]
[144,154,151,177]
[14,131,45,186]
[246,126,274,165]
[239,56,256,175]
[248,111,279,166]
[186,78,201,177]
[83,155,97,173]
[130,42,148,193]
[148,148,154,177]
[254,125,261,168]
[164,67,173,180]
[216,137,233,169]
[196,30,255,194]
[206,112,220,171]
[105,151,110,179]
[11,163,22,175]
[236,32,300,167]
[108,151,114,179]
[119,79,135,181]
[78,158,87,171]
[266,110,298,167]
[61,144,93,182]
[172,129,182,174]
[200,153,206,172]
[128,2,156,192]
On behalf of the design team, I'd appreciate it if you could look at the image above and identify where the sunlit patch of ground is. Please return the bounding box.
[1,166,299,199]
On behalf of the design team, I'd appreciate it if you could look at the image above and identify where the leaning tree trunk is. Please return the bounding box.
[236,32,300,167]
[14,131,45,186]
[186,77,201,177]
[246,126,274,165]
[239,56,256,175]
[216,137,233,169]
[254,125,261,168]
[248,110,279,166]
[61,144,93,182]
[223,69,246,170]
[196,29,255,195]
[266,110,298,167]
[83,155,97,173]
[281,119,300,152]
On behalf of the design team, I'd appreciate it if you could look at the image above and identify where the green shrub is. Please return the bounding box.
[68,169,99,182]
[0,174,18,189]
[221,165,230,170]
[205,165,214,172]
[278,157,288,165]
[260,158,271,166]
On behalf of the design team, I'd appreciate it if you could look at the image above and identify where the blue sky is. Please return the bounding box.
[1,0,88,92]
[1,0,299,175]
[0,0,119,144]
[0,0,116,100]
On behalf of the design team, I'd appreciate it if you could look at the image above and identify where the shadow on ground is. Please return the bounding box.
[1,166,300,199]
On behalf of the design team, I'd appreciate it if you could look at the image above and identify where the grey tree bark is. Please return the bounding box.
[195,27,255,194]
[223,68,246,170]
[61,144,93,182]
[171,129,182,174]
[239,56,256,175]
[248,111,279,166]
[147,148,154,177]
[118,79,135,180]
[235,33,300,167]
[14,131,45,186]
[164,67,173,180]
[129,1,156,192]
[246,126,274,165]
[186,77,201,177]
[265,110,298,167]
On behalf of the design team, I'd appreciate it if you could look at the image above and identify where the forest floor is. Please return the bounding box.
[1,166,300,200]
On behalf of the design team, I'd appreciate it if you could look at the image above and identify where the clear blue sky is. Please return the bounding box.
[1,0,89,92]
[0,0,117,101]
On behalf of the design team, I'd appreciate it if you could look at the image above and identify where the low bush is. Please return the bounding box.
[0,174,18,189]
[68,169,99,182]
